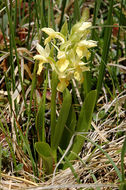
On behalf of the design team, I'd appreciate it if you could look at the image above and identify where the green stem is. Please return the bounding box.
[51,71,58,148]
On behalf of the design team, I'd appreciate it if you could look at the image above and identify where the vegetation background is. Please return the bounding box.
[0,0,126,189]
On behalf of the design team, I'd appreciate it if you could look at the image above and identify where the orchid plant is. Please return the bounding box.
[34,16,97,174]
[34,20,97,92]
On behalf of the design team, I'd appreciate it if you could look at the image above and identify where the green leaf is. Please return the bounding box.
[80,8,89,22]
[74,0,80,22]
[67,90,97,161]
[35,74,48,142]
[119,182,126,190]
[52,88,72,150]
[92,0,102,27]
[35,100,45,142]
[60,106,76,150]
[76,90,97,132]
[35,95,46,142]
[35,142,54,174]
[15,163,24,172]
[60,20,68,38]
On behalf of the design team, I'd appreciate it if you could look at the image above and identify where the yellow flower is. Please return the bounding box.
[78,40,97,48]
[56,59,69,73]
[74,60,90,81]
[42,28,65,45]
[76,46,91,59]
[74,70,83,82]
[76,40,97,59]
[56,51,69,73]
[33,43,50,75]
[74,65,90,82]
[67,51,90,82]
[33,19,97,92]
[57,78,69,92]
[57,51,66,59]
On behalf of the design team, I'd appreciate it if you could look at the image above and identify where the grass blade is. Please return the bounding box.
[5,0,27,112]
[83,135,122,181]
[96,0,114,100]
[50,0,55,30]
[28,61,37,123]
[83,0,102,95]
[112,0,123,92]
[0,144,1,180]
[14,118,36,176]
[59,0,67,31]
[0,113,17,168]
[27,1,32,49]
[121,136,126,182]
[58,147,80,183]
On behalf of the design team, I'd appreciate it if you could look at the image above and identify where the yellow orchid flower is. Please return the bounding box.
[34,18,97,92]
[33,43,50,75]
[56,59,69,73]
[74,69,83,82]
[73,57,90,81]
[76,40,97,59]
[42,28,65,45]
[78,40,97,48]
[57,50,66,59]
[56,51,69,73]
[74,65,90,82]
[76,46,91,59]
[57,78,69,92]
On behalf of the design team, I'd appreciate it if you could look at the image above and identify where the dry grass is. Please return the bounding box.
[0,89,126,190]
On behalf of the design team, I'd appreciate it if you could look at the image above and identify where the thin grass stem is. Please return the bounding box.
[5,0,28,113]
[59,0,67,31]
[96,0,114,100]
